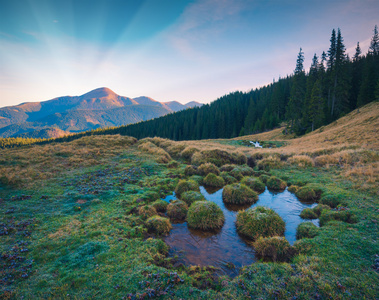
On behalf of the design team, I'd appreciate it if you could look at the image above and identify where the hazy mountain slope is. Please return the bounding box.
[0,87,201,138]
[17,128,69,139]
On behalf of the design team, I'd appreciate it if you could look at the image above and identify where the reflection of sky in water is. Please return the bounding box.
[163,186,318,277]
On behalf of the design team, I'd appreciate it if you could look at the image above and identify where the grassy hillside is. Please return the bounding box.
[0,106,378,299]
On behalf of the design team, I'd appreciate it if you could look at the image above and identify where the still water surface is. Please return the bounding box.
[163,186,318,276]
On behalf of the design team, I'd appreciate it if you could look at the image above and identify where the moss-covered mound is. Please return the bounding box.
[222,183,258,205]
[180,191,205,206]
[287,185,299,193]
[203,173,225,188]
[241,177,265,193]
[266,176,287,191]
[295,186,316,202]
[187,201,225,230]
[138,205,158,219]
[300,208,318,219]
[236,206,285,240]
[151,200,168,213]
[220,171,238,184]
[188,175,203,185]
[253,236,295,262]
[184,165,198,176]
[175,179,200,197]
[180,147,199,161]
[167,200,188,220]
[319,194,346,208]
[229,165,254,180]
[319,210,358,226]
[296,222,320,239]
[220,164,237,172]
[146,216,172,235]
[197,163,220,176]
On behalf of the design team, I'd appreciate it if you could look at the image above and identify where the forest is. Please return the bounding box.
[1,26,378,148]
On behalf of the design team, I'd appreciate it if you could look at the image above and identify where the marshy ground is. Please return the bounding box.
[0,103,378,299]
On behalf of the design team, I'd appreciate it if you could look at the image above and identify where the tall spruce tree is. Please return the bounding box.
[369,25,379,54]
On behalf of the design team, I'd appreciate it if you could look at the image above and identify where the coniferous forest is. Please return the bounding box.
[112,26,379,140]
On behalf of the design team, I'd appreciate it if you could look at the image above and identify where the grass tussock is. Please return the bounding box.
[222,183,258,205]
[229,165,254,180]
[180,191,205,206]
[296,222,320,239]
[145,216,172,235]
[288,155,314,167]
[300,208,318,219]
[295,186,317,202]
[220,171,238,184]
[203,173,225,188]
[257,156,283,171]
[184,165,198,176]
[253,236,295,262]
[175,179,200,197]
[236,206,285,240]
[241,177,265,193]
[166,200,188,220]
[151,200,168,213]
[191,149,246,167]
[137,141,171,163]
[197,163,220,176]
[138,205,158,219]
[266,176,287,191]
[319,209,359,226]
[287,185,299,193]
[187,201,225,230]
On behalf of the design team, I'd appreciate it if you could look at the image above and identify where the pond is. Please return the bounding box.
[163,186,318,277]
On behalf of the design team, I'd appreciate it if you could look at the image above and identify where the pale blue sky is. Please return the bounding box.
[0,0,378,107]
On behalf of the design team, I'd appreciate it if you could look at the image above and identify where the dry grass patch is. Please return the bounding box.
[288,155,314,167]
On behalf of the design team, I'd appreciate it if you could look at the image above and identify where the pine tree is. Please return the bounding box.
[354,42,361,61]
[309,79,325,131]
[327,29,336,70]
[369,25,379,55]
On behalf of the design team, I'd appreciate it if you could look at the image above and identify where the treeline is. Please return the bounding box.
[1,26,378,148]
[106,25,379,139]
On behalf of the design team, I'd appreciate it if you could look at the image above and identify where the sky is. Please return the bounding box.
[0,0,378,107]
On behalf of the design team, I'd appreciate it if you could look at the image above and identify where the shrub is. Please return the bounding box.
[253,236,295,262]
[312,204,331,217]
[187,201,225,230]
[296,222,320,239]
[236,206,285,240]
[241,177,265,193]
[203,173,225,187]
[319,210,358,226]
[300,208,318,219]
[184,165,198,176]
[288,155,314,168]
[319,194,346,208]
[197,163,220,176]
[191,149,246,167]
[138,205,158,219]
[175,179,200,197]
[181,191,205,206]
[229,165,254,180]
[167,200,188,220]
[146,216,172,235]
[151,200,168,213]
[266,176,287,191]
[259,174,270,184]
[222,183,258,205]
[295,186,316,202]
[287,185,299,193]
[220,172,237,184]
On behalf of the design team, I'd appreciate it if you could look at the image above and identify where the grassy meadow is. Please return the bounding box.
[0,103,378,299]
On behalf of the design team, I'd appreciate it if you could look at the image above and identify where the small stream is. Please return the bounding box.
[163,186,318,277]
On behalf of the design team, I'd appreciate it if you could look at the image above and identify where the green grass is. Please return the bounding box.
[0,137,378,299]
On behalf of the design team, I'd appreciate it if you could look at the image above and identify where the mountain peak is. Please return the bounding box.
[81,87,118,99]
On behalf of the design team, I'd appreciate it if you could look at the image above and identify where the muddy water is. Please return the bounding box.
[163,186,318,277]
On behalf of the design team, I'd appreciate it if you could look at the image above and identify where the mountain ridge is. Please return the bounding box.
[0,87,202,138]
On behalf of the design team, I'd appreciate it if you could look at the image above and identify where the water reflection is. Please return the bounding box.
[163,186,318,277]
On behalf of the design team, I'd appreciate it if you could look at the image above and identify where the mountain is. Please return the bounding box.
[0,87,203,138]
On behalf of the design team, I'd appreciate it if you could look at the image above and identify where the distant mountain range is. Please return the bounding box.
[0,87,202,138]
